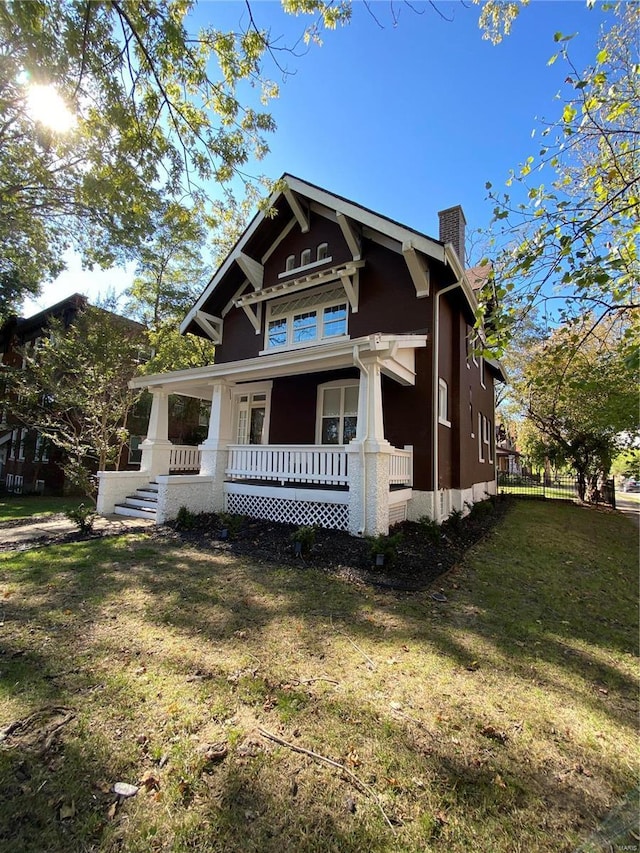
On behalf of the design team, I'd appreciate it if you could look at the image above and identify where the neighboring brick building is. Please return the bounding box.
[0,295,209,496]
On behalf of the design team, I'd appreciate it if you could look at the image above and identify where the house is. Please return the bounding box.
[0,295,184,496]
[0,294,87,495]
[97,175,504,534]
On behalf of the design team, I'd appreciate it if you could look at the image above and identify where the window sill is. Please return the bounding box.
[279,256,333,279]
[260,334,350,357]
[438,417,451,428]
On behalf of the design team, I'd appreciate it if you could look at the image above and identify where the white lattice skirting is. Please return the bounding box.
[226,492,350,531]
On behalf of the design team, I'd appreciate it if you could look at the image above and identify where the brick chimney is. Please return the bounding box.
[438,205,467,266]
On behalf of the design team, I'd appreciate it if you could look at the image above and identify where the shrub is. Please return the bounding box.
[468,499,495,519]
[417,515,441,543]
[64,503,97,534]
[175,505,196,530]
[368,532,403,566]
[290,524,317,555]
[217,512,244,539]
[444,508,464,532]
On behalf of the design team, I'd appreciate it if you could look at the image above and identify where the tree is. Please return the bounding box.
[0,0,351,319]
[5,301,146,497]
[125,202,216,373]
[512,317,638,501]
[482,2,639,357]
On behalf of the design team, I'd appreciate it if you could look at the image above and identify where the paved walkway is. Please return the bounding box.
[615,496,640,530]
[0,513,154,548]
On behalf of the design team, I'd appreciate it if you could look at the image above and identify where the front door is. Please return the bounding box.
[234,388,270,444]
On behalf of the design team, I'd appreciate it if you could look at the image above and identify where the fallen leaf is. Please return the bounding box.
[493,774,507,789]
[107,802,118,820]
[139,770,160,791]
[58,801,75,820]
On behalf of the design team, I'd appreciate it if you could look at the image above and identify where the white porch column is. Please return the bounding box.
[348,355,392,536]
[139,387,172,477]
[198,380,233,512]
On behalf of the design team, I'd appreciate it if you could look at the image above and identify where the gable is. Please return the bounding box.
[181,174,458,343]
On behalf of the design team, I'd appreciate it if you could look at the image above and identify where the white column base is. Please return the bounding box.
[140,439,173,478]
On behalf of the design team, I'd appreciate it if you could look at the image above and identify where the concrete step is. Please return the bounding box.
[114,503,157,520]
[135,488,159,499]
[124,496,158,509]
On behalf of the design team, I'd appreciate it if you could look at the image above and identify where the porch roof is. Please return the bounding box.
[131,334,428,400]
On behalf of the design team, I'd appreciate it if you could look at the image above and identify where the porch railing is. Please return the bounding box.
[169,445,202,472]
[226,444,349,487]
[389,446,413,486]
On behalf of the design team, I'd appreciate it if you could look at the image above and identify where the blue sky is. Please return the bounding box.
[22,0,607,316]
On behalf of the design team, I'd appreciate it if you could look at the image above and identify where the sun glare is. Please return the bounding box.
[26,83,76,133]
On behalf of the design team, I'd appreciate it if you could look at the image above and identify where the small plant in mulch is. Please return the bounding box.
[443,508,464,532]
[417,515,441,543]
[367,532,403,567]
[175,505,196,530]
[64,503,97,534]
[217,512,245,540]
[290,524,317,556]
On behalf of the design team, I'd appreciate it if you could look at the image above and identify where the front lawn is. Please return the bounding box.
[0,495,85,522]
[0,501,637,852]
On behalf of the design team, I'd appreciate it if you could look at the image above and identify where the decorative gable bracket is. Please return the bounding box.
[194,310,224,345]
[402,241,430,298]
[236,252,264,292]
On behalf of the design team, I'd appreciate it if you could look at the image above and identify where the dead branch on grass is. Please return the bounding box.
[258,727,396,832]
[330,617,376,670]
[0,706,74,745]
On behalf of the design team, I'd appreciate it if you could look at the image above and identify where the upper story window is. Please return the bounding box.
[279,245,333,278]
[265,285,348,352]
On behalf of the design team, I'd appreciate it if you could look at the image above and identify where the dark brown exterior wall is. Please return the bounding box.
[207,209,499,496]
[454,311,496,489]
[268,369,359,444]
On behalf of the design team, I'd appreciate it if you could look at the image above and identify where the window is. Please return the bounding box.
[300,248,312,266]
[317,243,329,261]
[438,378,450,427]
[265,285,349,352]
[13,475,23,494]
[478,413,485,462]
[469,387,474,437]
[316,382,359,445]
[9,429,17,460]
[6,473,13,491]
[129,436,143,465]
[18,429,26,461]
[465,325,471,368]
[199,401,211,428]
[480,356,486,388]
[484,416,492,462]
[285,254,295,272]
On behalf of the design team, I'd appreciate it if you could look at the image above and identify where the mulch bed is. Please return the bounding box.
[155,496,513,592]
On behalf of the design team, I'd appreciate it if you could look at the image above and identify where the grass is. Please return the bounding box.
[0,495,85,522]
[0,501,637,853]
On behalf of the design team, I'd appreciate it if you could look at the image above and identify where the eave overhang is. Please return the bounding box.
[130,334,428,400]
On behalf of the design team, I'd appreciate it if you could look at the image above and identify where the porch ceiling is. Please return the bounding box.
[130,334,428,400]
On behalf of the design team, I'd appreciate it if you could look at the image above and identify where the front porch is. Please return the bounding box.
[99,441,413,532]
[97,334,425,535]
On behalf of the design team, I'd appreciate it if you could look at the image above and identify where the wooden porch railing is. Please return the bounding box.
[226,445,349,486]
[169,445,201,472]
[389,446,413,486]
